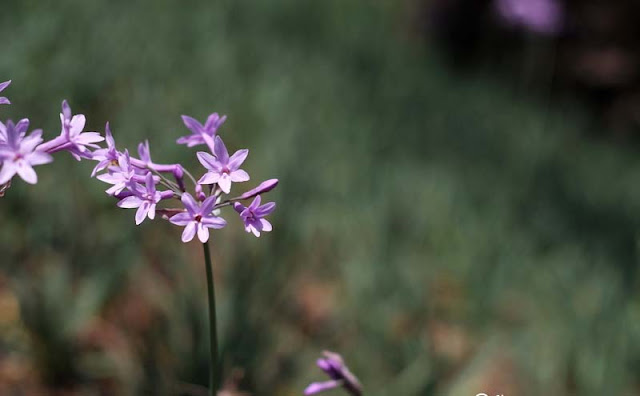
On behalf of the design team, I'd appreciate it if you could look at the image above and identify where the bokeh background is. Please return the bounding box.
[2,1,640,395]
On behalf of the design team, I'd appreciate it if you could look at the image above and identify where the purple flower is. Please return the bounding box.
[233,195,275,237]
[96,150,135,195]
[177,113,226,150]
[0,119,53,185]
[170,192,227,243]
[91,123,119,176]
[197,136,249,194]
[0,80,11,105]
[59,100,104,160]
[495,0,563,35]
[117,172,166,225]
[304,351,362,396]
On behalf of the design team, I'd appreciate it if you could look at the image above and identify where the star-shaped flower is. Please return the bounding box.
[59,100,104,160]
[117,172,164,225]
[177,113,226,150]
[96,150,135,195]
[197,136,249,194]
[91,123,119,176]
[233,195,275,237]
[0,119,53,184]
[170,192,227,243]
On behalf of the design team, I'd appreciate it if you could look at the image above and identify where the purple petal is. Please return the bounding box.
[182,222,197,242]
[197,223,210,243]
[218,174,232,194]
[105,123,115,148]
[16,161,37,184]
[233,202,246,214]
[61,100,72,121]
[255,201,276,217]
[27,151,53,166]
[197,151,221,171]
[181,192,199,214]
[75,132,104,145]
[145,172,155,194]
[228,149,248,170]
[213,136,229,164]
[0,98,9,105]
[198,171,221,185]
[69,114,86,136]
[260,219,273,232]
[248,195,261,211]
[170,212,193,226]
[200,195,217,215]
[230,169,249,183]
[202,216,227,229]
[117,196,142,208]
[181,115,204,134]
[303,380,342,395]
[135,202,149,225]
[0,162,17,184]
[0,80,10,92]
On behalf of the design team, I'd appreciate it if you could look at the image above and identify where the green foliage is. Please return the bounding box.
[1,1,640,395]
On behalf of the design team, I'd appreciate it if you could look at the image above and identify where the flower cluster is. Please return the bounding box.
[0,80,277,242]
[305,351,362,396]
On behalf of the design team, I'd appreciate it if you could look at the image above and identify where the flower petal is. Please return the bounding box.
[16,161,37,184]
[230,169,250,183]
[213,136,229,164]
[197,223,210,243]
[228,149,248,170]
[181,192,199,214]
[0,162,17,184]
[117,196,142,208]
[170,212,192,226]
[182,222,197,242]
[198,171,221,185]
[197,151,221,171]
[218,174,231,194]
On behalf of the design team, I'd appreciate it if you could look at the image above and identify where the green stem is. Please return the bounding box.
[202,242,219,396]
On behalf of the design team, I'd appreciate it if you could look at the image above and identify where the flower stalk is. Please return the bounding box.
[202,241,219,396]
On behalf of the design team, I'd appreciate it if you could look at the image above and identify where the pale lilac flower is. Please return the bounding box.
[0,80,10,105]
[304,351,362,396]
[0,119,53,184]
[233,195,275,237]
[59,100,104,160]
[96,150,135,195]
[197,136,249,194]
[495,0,563,35]
[177,113,226,150]
[170,192,227,243]
[91,123,119,176]
[239,179,279,200]
[117,172,167,225]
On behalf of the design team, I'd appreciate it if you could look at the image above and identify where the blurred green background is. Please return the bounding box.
[2,1,640,395]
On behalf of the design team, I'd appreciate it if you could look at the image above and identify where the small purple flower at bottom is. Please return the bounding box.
[233,195,275,237]
[0,80,11,105]
[0,120,53,185]
[117,172,170,225]
[170,192,227,243]
[305,351,362,396]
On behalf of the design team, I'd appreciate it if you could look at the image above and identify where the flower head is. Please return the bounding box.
[197,136,249,194]
[304,351,362,396]
[177,113,226,150]
[233,195,275,237]
[59,100,104,160]
[0,119,53,184]
[170,192,227,243]
[116,172,165,225]
[0,80,11,105]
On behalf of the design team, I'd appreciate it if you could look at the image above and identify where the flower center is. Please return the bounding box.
[195,214,202,222]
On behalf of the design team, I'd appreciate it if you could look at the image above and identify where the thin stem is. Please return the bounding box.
[202,242,219,396]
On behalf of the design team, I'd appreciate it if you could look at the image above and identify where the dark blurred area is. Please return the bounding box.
[424,0,640,135]
[2,1,640,395]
